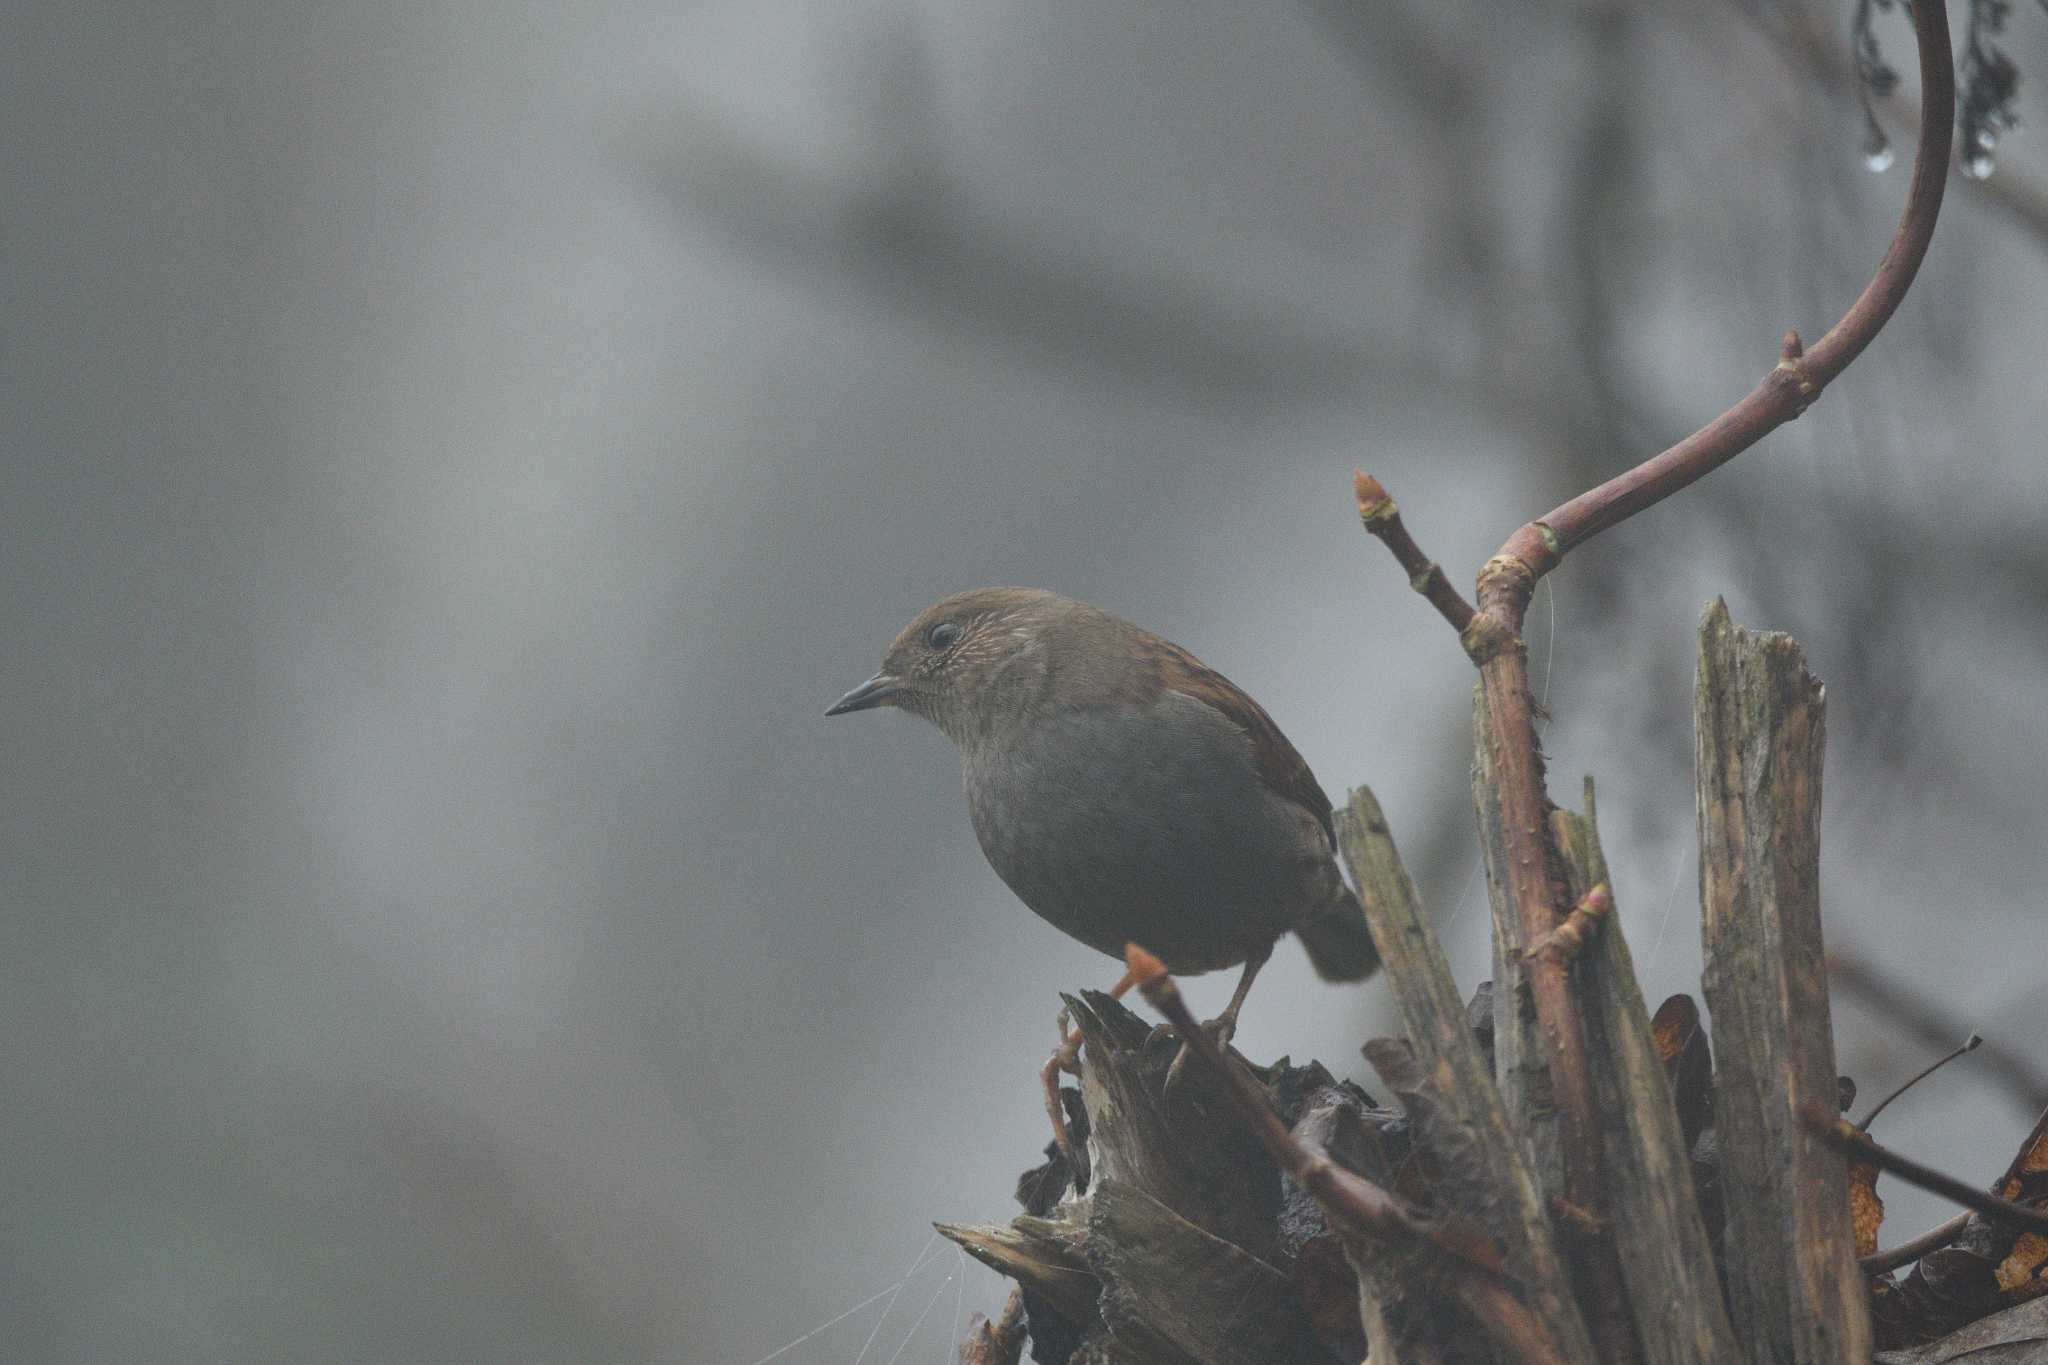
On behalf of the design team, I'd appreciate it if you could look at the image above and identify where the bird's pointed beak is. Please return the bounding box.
[825,672,904,716]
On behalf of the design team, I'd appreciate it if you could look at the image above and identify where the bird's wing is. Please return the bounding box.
[1145,638,1339,848]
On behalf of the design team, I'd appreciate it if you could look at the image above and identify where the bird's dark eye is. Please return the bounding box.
[927,621,963,650]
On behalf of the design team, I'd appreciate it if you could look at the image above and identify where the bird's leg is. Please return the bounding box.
[1213,941,1272,1040]
[1164,942,1272,1094]
[1040,968,1137,1178]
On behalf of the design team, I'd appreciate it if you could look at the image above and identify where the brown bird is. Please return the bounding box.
[827,588,1378,1158]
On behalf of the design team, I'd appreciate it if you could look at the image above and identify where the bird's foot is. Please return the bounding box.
[1037,971,1140,1189]
[1039,1007,1091,1180]
[1039,1045,1081,1177]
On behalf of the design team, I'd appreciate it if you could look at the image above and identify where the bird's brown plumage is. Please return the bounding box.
[1123,632,1339,849]
[829,586,1377,983]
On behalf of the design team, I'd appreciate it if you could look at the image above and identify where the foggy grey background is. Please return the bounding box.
[6,1,2045,1360]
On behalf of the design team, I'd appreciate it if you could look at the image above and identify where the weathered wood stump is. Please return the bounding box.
[943,605,2041,1364]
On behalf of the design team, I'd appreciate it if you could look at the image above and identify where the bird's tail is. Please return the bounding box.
[1297,885,1379,982]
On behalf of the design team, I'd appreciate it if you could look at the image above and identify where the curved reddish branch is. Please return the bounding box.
[1496,0,1954,588]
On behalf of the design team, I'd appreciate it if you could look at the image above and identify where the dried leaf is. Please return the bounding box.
[1997,1235,2048,1301]
[1996,1111,2048,1200]
[1851,1157,1887,1258]
[1651,993,1714,1150]
[1995,1112,2048,1303]
[1650,993,1696,1064]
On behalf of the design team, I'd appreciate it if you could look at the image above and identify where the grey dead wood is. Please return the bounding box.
[1084,1179,1329,1365]
[1357,1038,1559,1365]
[1549,785,1744,1363]
[946,991,1377,1364]
[1469,695,1565,1202]
[1064,990,1285,1261]
[1336,786,1596,1363]
[1695,599,1871,1363]
[938,1216,1101,1327]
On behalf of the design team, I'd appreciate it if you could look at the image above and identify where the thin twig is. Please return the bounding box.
[1860,1211,1973,1276]
[1859,1034,1983,1130]
[1802,1104,2048,1239]
[1829,948,2048,1113]
[1123,944,1574,1365]
[1353,470,1477,636]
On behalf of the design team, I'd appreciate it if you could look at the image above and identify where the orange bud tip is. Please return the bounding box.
[1781,329,1804,361]
[1353,471,1393,515]
[1123,942,1168,984]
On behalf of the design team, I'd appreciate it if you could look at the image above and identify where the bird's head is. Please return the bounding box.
[825,587,1075,745]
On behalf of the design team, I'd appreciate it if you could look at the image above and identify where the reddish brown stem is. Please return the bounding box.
[1467,554,1608,1232]
[1473,643,1602,1217]
[1124,944,1573,1365]
[1474,627,1637,1361]
[1860,1211,1972,1276]
[1353,470,1477,636]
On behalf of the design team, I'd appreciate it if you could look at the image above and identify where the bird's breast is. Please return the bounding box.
[959,694,1316,969]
